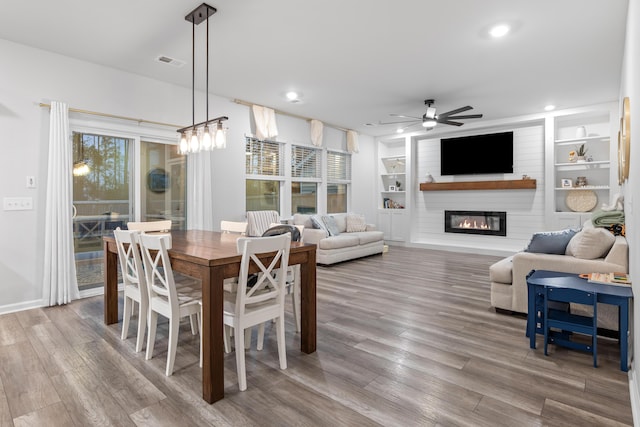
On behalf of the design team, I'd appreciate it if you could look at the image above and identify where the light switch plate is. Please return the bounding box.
[3,197,33,211]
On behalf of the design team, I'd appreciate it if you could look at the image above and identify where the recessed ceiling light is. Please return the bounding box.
[396,128,404,134]
[489,24,510,38]
[544,104,556,111]
[286,91,299,101]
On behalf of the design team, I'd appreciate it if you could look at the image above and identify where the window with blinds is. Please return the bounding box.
[327,150,351,182]
[291,145,321,179]
[245,137,283,177]
[326,150,350,213]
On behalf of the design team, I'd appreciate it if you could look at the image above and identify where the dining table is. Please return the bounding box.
[102,230,317,403]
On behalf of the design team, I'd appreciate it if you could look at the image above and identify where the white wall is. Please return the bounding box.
[412,124,546,254]
[619,0,640,422]
[0,38,375,313]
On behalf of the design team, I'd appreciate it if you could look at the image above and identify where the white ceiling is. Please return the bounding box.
[0,0,629,136]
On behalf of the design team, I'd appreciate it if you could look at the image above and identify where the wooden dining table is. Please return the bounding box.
[102,230,317,403]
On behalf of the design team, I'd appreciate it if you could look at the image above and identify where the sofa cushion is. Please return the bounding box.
[332,214,348,233]
[346,213,367,232]
[566,227,616,259]
[524,229,578,254]
[322,215,341,236]
[293,213,314,229]
[318,234,360,250]
[351,231,384,245]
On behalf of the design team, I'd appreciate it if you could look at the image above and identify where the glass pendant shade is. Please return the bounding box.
[179,132,188,154]
[190,130,200,153]
[201,125,212,150]
[73,161,90,176]
[215,124,226,148]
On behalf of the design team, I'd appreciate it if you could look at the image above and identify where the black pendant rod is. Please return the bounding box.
[192,18,195,127]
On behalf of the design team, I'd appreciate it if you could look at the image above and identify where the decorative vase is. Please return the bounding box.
[577,156,586,163]
[576,126,587,138]
[424,172,434,183]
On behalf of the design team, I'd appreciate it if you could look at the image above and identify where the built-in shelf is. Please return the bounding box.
[419,179,537,191]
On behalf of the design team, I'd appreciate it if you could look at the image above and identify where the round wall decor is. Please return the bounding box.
[565,189,598,212]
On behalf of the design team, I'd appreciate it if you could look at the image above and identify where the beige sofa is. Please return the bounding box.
[292,213,384,265]
[490,227,628,330]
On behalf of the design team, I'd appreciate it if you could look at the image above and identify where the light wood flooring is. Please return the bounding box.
[0,246,633,426]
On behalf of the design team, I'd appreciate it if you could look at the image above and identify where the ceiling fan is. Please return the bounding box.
[381,99,483,131]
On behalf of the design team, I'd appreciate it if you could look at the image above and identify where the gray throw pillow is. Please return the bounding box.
[524,228,579,254]
[322,215,341,236]
[310,215,328,236]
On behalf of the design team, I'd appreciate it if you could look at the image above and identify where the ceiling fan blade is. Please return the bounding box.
[438,106,472,117]
[390,113,423,120]
[440,120,464,127]
[442,114,483,120]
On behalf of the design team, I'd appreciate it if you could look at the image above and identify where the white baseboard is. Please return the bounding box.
[629,369,640,426]
[0,298,47,315]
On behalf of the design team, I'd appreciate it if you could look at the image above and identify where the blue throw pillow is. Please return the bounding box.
[524,229,579,254]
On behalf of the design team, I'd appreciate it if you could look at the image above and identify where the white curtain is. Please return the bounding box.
[310,119,323,147]
[252,105,278,140]
[347,130,359,154]
[43,101,80,306]
[186,151,215,230]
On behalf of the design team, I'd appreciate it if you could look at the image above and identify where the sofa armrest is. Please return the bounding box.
[365,224,377,231]
[302,228,327,245]
[604,235,629,271]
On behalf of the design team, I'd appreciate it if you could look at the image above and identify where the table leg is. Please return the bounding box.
[527,284,537,349]
[300,249,317,354]
[202,265,225,403]
[620,299,629,372]
[103,240,119,325]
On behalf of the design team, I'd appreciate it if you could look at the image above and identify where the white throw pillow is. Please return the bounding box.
[346,213,367,232]
[565,227,616,259]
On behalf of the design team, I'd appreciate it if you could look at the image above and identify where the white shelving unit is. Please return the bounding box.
[544,104,618,229]
[377,137,409,241]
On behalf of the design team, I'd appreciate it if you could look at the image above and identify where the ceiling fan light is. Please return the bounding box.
[426,107,437,119]
[422,119,437,128]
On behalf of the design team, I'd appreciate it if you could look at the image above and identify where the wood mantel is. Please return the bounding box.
[419,179,537,191]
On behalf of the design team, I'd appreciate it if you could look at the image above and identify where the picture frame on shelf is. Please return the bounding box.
[388,185,396,191]
[561,178,573,188]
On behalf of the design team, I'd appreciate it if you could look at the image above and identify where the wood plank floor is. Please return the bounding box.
[0,246,633,426]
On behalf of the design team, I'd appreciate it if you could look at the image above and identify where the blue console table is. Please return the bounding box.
[526,269,633,372]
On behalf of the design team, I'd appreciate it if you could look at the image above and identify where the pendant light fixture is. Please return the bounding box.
[178,3,228,154]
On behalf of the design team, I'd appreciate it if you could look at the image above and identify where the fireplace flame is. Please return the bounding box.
[459,219,489,229]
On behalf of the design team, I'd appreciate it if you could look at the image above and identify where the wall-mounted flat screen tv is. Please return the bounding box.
[440,131,513,175]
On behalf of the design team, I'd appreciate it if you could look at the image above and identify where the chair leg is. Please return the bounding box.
[276,314,287,370]
[166,316,180,376]
[234,325,247,391]
[146,311,158,360]
[244,328,251,349]
[293,268,301,333]
[135,298,148,353]
[189,313,198,335]
[224,325,231,354]
[121,296,131,340]
[257,323,265,351]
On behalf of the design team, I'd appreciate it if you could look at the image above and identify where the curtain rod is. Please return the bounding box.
[232,98,350,133]
[38,103,181,129]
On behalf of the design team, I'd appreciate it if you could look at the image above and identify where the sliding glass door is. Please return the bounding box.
[72,132,131,291]
[71,131,186,293]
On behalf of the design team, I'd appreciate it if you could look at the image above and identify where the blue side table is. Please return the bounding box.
[526,269,633,372]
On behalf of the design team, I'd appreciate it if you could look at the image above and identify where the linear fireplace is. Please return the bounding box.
[444,210,507,236]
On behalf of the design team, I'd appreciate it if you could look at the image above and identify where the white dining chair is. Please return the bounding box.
[246,210,280,237]
[220,220,248,235]
[139,233,202,376]
[113,228,147,352]
[224,233,291,391]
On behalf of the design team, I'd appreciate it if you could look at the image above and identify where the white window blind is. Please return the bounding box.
[291,145,321,179]
[245,137,283,177]
[327,150,351,182]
